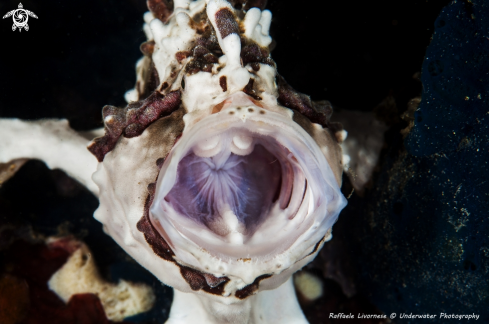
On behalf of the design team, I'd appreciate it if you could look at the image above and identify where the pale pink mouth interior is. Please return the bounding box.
[151,109,347,259]
[163,129,303,237]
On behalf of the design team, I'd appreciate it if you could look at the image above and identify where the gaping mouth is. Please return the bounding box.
[150,105,345,260]
[165,128,304,240]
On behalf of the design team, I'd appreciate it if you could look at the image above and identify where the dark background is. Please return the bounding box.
[0,0,450,126]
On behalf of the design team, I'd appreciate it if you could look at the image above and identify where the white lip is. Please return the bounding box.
[150,106,346,265]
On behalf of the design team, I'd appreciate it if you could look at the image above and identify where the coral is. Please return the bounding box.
[48,237,155,322]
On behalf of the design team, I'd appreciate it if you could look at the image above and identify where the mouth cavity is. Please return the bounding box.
[163,128,305,243]
[150,106,343,259]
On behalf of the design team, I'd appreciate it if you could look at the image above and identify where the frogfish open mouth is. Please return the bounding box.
[0,0,349,322]
[86,0,348,321]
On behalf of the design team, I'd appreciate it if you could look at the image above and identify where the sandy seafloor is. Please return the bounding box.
[0,0,487,323]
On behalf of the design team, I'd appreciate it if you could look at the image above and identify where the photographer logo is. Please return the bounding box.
[3,3,38,32]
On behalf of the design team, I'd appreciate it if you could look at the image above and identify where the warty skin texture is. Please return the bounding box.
[0,0,349,323]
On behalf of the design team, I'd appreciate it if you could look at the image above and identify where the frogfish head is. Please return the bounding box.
[88,0,347,300]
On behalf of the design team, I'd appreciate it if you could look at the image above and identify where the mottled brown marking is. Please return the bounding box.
[140,40,155,56]
[197,33,222,54]
[235,274,272,299]
[241,43,273,66]
[186,45,219,75]
[215,8,238,39]
[277,75,332,128]
[179,265,229,295]
[219,76,227,92]
[88,91,181,162]
[203,273,229,288]
[138,62,161,100]
[180,266,206,290]
[147,0,173,22]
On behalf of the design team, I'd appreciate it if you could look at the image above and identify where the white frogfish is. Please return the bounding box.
[1,0,348,322]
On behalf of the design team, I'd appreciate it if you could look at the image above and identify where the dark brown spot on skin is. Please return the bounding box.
[237,107,241,110]
[175,51,192,63]
[235,274,272,299]
[147,182,156,195]
[156,158,165,169]
[219,76,227,92]
[259,110,265,114]
[140,40,155,56]
[248,108,254,113]
[242,78,262,100]
[160,82,169,91]
[215,8,239,39]
[147,0,174,22]
[229,111,235,115]
[212,101,226,114]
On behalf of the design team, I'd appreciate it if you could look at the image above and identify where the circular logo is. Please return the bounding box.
[13,10,28,28]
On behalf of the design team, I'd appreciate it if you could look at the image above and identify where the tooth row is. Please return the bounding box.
[193,133,255,157]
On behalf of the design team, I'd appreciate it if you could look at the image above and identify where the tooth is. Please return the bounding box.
[220,205,244,245]
[199,135,220,151]
[227,231,244,245]
[232,134,253,150]
[194,135,221,157]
